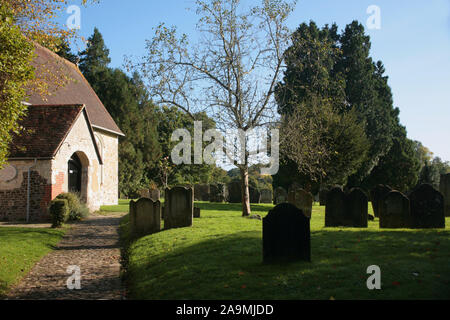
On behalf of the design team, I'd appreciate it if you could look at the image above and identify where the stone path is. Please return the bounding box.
[6,214,125,300]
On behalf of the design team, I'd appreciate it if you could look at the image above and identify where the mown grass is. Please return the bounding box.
[0,227,66,297]
[115,201,450,300]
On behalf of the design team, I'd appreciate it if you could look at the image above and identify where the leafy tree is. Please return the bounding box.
[0,5,34,167]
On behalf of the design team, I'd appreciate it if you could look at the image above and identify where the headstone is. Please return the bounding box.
[263,203,311,263]
[194,207,201,218]
[370,185,392,218]
[210,184,228,203]
[194,184,210,201]
[249,187,261,203]
[325,187,346,227]
[164,186,194,230]
[409,184,445,229]
[274,187,287,204]
[346,188,368,228]
[260,189,273,204]
[129,198,161,237]
[149,188,160,202]
[380,191,411,228]
[228,181,242,203]
[288,188,313,218]
[439,173,450,217]
[319,189,329,206]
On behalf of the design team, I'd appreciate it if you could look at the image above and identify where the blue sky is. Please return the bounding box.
[60,0,450,161]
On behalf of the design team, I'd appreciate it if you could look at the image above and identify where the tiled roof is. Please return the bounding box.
[26,42,124,136]
[8,105,102,164]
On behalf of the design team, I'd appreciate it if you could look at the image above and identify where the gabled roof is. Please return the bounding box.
[26,42,124,136]
[8,105,103,164]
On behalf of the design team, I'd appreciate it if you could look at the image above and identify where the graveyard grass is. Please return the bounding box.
[0,227,66,297]
[117,201,450,300]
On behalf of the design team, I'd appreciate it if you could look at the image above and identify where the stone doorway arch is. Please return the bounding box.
[68,151,90,203]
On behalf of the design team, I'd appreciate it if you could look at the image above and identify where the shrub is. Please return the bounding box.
[49,199,69,228]
[55,193,90,221]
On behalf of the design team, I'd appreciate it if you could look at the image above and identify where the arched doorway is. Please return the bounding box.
[68,151,89,203]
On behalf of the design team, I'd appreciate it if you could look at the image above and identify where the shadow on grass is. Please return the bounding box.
[128,227,450,300]
[195,202,273,213]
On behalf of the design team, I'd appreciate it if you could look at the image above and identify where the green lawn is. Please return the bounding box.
[0,227,66,297]
[116,201,450,300]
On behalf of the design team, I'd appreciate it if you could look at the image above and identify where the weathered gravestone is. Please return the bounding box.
[274,187,287,204]
[263,203,311,263]
[228,181,242,203]
[149,188,160,202]
[260,189,273,204]
[370,184,392,218]
[164,186,194,230]
[380,191,411,228]
[129,198,161,237]
[439,173,450,217]
[409,184,445,229]
[288,188,313,218]
[346,188,368,228]
[194,184,210,201]
[249,187,261,203]
[325,187,345,227]
[319,189,329,206]
[210,184,228,203]
[194,207,201,218]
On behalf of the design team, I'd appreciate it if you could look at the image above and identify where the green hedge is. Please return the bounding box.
[55,193,89,221]
[49,199,69,228]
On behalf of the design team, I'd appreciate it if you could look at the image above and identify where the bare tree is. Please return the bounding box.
[129,0,296,216]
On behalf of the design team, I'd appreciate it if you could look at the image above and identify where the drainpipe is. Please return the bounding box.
[26,159,37,223]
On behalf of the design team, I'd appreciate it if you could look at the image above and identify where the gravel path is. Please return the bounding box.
[6,214,125,300]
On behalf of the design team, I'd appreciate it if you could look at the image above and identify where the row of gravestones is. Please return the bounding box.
[130,186,201,237]
[263,177,450,263]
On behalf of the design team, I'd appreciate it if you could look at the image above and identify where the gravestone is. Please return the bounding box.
[288,188,313,218]
[129,198,161,237]
[346,188,368,228]
[263,203,311,263]
[228,181,242,203]
[249,187,261,203]
[380,191,411,228]
[260,189,273,204]
[409,184,445,229]
[164,186,194,230]
[325,187,346,227]
[194,207,201,218]
[319,189,329,206]
[149,188,160,202]
[194,184,210,201]
[439,173,450,217]
[370,185,392,218]
[210,184,228,203]
[274,187,287,204]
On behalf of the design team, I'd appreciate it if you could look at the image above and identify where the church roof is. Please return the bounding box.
[26,43,124,136]
[8,105,103,164]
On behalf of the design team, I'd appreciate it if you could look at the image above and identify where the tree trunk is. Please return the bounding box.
[240,167,251,217]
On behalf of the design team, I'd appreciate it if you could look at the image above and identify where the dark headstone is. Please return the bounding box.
[129,198,161,237]
[274,187,287,204]
[325,187,346,227]
[263,203,311,263]
[370,185,392,218]
[409,184,445,229]
[346,188,368,228]
[194,207,201,218]
[164,186,194,230]
[228,181,242,203]
[194,184,210,201]
[439,173,450,217]
[249,187,261,203]
[260,189,273,204]
[210,183,228,203]
[288,188,313,218]
[319,189,329,206]
[380,191,411,228]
